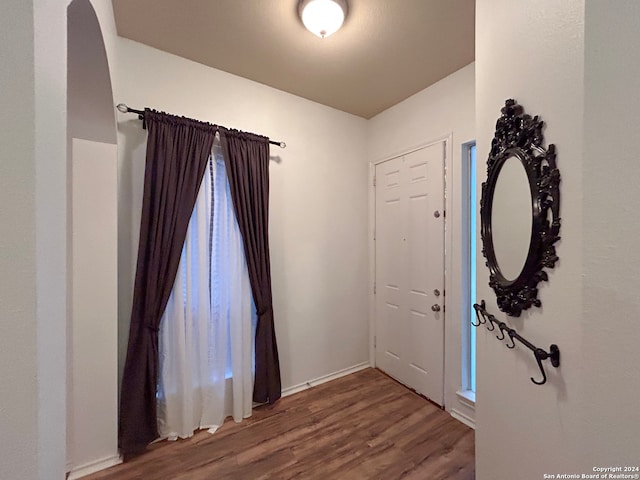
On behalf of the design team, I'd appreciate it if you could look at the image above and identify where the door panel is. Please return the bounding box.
[375,157,404,378]
[375,142,445,405]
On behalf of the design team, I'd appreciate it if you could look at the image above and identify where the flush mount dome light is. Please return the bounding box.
[299,0,347,38]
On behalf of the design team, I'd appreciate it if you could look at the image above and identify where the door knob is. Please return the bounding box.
[431,304,441,312]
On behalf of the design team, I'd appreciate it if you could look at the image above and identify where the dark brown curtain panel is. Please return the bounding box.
[221,129,282,404]
[119,110,217,455]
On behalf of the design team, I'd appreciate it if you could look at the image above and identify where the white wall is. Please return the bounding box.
[0,0,68,479]
[34,1,68,474]
[368,63,476,423]
[68,140,119,477]
[0,2,38,478]
[68,0,116,145]
[105,36,370,391]
[477,1,640,478]
[581,0,640,464]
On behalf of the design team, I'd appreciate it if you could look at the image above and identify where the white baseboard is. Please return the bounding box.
[451,408,476,430]
[67,454,122,480]
[281,362,371,398]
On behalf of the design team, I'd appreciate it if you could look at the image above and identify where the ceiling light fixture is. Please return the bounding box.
[299,0,347,39]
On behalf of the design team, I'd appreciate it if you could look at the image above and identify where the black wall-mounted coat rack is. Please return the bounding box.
[473,300,560,385]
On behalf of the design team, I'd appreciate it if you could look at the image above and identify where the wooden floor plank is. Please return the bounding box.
[84,368,475,480]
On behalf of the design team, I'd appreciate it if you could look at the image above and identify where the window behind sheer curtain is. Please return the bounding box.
[157,142,256,440]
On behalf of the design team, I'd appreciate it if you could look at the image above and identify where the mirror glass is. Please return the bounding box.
[491,156,532,281]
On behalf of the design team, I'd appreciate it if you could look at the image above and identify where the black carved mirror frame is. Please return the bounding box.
[480,99,561,317]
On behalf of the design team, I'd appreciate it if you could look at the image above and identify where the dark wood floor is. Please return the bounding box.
[86,368,474,480]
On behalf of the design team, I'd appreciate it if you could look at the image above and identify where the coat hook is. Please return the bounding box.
[486,314,498,331]
[472,304,483,327]
[495,322,507,341]
[531,348,549,385]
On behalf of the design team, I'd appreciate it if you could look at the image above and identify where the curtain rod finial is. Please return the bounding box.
[116,103,129,113]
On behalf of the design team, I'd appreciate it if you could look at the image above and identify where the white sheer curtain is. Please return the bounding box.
[157,141,256,440]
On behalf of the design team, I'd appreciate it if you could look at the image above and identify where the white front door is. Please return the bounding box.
[374,141,445,405]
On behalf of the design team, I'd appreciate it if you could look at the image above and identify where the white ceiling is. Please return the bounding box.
[112,0,475,119]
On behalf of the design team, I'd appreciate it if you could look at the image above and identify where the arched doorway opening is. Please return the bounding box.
[67,1,119,477]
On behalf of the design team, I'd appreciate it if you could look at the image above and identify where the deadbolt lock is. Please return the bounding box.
[434,289,441,296]
[434,210,441,218]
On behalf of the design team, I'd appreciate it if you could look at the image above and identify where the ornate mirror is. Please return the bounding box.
[480,99,561,316]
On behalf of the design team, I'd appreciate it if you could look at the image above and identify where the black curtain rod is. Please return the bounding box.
[116,103,286,149]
